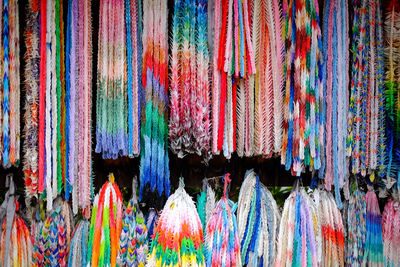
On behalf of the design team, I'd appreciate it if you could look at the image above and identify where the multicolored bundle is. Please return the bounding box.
[65,0,93,214]
[313,189,345,266]
[169,0,211,158]
[211,0,255,158]
[117,178,148,267]
[0,176,33,267]
[23,0,40,204]
[347,0,386,178]
[87,174,123,267]
[321,0,350,208]
[381,199,400,266]
[364,189,384,265]
[196,180,216,232]
[95,0,128,159]
[346,188,367,265]
[67,220,90,267]
[139,0,170,205]
[32,199,74,267]
[204,174,241,267]
[383,0,400,193]
[37,0,67,211]
[237,170,280,266]
[275,188,320,266]
[250,0,284,158]
[0,0,20,169]
[280,0,324,176]
[125,0,142,157]
[147,179,204,266]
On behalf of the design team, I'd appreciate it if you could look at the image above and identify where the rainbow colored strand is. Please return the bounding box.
[139,0,170,206]
[384,0,400,192]
[347,0,387,177]
[65,0,93,214]
[117,179,148,267]
[382,199,400,266]
[23,0,40,204]
[169,0,211,158]
[147,179,205,267]
[32,200,73,267]
[364,190,384,265]
[68,220,90,267]
[237,170,281,266]
[275,189,320,266]
[346,188,367,265]
[87,174,123,267]
[204,174,241,267]
[95,0,128,159]
[281,0,324,176]
[313,189,345,266]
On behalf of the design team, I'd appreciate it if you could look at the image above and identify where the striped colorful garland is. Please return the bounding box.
[204,174,241,267]
[147,179,205,267]
[347,0,386,178]
[139,0,170,206]
[87,174,123,267]
[281,0,324,176]
[237,170,281,266]
[95,0,128,159]
[67,220,90,267]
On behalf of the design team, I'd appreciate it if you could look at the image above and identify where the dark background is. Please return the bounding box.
[0,0,391,206]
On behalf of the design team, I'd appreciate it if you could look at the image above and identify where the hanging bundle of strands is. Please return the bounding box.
[147,178,205,267]
[117,178,148,267]
[95,0,128,159]
[280,0,325,177]
[87,174,123,267]
[0,176,33,267]
[169,0,211,158]
[32,199,74,267]
[383,0,400,194]
[237,170,281,266]
[23,0,40,204]
[196,180,216,233]
[346,188,367,265]
[364,189,384,265]
[203,174,241,267]
[125,0,142,157]
[0,0,20,169]
[211,0,255,159]
[139,0,170,208]
[312,189,345,266]
[275,186,321,267]
[36,0,67,211]
[321,0,350,209]
[347,0,387,178]
[249,0,284,158]
[381,199,400,265]
[65,0,93,215]
[67,220,90,267]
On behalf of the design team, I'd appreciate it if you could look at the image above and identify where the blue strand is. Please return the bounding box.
[125,0,134,156]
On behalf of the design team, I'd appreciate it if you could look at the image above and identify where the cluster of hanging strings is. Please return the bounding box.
[0,0,20,170]
[169,0,211,158]
[23,0,93,214]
